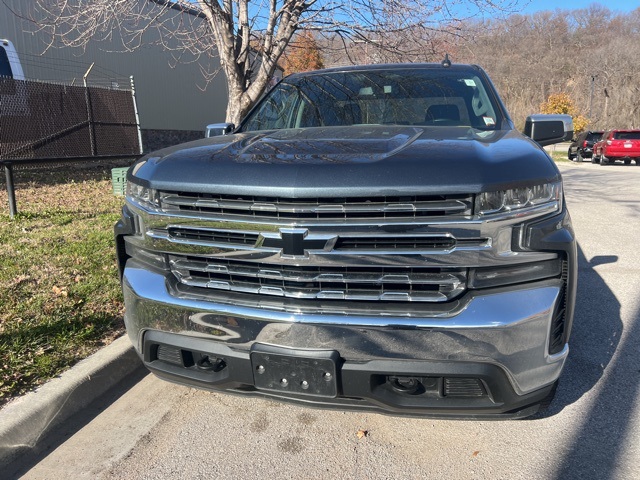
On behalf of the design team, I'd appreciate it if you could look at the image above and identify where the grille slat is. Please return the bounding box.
[335,236,456,250]
[159,192,473,220]
[160,227,479,252]
[170,257,466,303]
[167,227,259,246]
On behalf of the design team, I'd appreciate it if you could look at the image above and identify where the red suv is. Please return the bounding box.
[593,130,640,165]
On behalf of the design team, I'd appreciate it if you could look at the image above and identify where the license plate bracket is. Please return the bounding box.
[251,345,339,398]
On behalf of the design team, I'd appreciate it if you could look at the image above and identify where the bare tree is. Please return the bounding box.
[454,6,640,131]
[23,0,521,124]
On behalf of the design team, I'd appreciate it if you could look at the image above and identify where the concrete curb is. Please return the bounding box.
[0,335,143,467]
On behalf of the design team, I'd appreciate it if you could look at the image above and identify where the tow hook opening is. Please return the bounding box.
[388,376,425,395]
[196,354,226,372]
[152,343,228,374]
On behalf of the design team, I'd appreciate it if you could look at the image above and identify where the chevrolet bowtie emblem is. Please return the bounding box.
[259,229,335,256]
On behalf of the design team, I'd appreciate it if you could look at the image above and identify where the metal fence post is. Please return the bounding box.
[4,164,17,219]
[83,63,97,156]
[130,75,144,155]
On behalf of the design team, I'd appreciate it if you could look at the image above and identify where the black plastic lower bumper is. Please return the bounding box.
[141,330,556,419]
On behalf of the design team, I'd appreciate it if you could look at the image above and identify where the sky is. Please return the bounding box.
[519,0,640,14]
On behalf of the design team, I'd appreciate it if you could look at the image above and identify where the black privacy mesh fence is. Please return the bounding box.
[0,77,140,162]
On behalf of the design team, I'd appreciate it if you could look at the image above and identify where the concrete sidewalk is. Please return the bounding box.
[0,335,144,468]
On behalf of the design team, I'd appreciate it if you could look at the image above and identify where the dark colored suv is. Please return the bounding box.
[568,130,603,161]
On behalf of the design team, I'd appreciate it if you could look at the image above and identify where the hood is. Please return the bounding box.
[131,125,560,197]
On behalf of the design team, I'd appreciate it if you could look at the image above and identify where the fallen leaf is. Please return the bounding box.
[52,286,68,297]
[472,451,480,457]
[356,429,368,439]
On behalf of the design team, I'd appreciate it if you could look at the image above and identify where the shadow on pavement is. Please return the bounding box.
[551,245,640,478]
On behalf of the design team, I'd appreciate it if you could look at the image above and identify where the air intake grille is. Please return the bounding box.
[157,344,183,366]
[549,260,569,354]
[444,378,487,397]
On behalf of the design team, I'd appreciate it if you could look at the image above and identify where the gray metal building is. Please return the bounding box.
[0,0,230,151]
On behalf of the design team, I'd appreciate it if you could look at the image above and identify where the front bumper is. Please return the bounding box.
[602,148,640,159]
[122,263,568,418]
[580,148,593,157]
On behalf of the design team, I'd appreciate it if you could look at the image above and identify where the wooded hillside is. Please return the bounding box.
[321,5,640,131]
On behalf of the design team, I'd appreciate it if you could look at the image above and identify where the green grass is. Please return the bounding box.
[0,165,128,404]
[547,149,570,163]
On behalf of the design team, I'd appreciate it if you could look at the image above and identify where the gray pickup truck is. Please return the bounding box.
[116,62,576,419]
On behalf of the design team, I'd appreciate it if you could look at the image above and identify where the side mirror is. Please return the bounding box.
[205,123,235,138]
[523,114,573,147]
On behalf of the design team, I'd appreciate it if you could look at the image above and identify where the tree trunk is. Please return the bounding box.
[226,88,253,125]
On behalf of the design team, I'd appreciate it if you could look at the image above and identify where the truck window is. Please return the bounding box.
[0,46,13,78]
[241,69,500,132]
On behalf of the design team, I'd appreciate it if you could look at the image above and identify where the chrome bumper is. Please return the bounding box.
[122,262,568,396]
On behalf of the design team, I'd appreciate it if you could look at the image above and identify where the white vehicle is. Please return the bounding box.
[0,38,29,117]
[0,38,25,80]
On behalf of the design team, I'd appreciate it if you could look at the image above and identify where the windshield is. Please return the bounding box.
[241,68,501,132]
[613,131,640,140]
[586,132,603,141]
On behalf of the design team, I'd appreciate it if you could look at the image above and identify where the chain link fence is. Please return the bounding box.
[0,77,141,162]
[1,76,142,217]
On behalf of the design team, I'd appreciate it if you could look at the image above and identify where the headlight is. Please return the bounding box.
[475,182,562,216]
[126,180,160,209]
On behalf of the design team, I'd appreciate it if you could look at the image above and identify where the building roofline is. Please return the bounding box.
[147,0,207,19]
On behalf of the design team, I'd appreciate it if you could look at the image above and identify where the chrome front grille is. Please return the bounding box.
[158,192,473,221]
[135,192,486,305]
[170,256,467,303]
